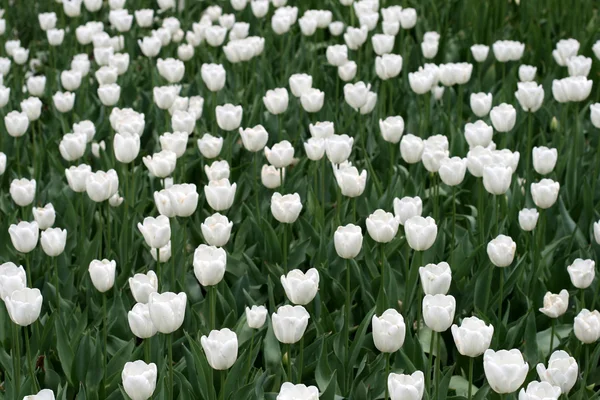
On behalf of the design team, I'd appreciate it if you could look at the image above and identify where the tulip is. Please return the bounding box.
[91,141,106,159]
[10,178,36,207]
[204,179,236,211]
[372,309,406,353]
[304,138,325,161]
[40,228,67,257]
[276,382,318,400]
[531,179,560,209]
[110,108,145,136]
[178,44,194,61]
[204,160,230,181]
[215,104,243,131]
[21,97,42,121]
[574,309,600,344]
[538,289,569,319]
[128,303,158,339]
[157,58,185,84]
[344,81,370,110]
[281,268,319,305]
[262,165,284,189]
[240,125,269,152]
[147,291,186,334]
[251,0,269,17]
[334,224,363,259]
[53,91,75,113]
[5,110,29,137]
[513,82,544,113]
[143,150,177,178]
[129,271,159,304]
[464,120,493,149]
[492,40,525,62]
[344,25,368,50]
[326,44,348,67]
[299,16,317,36]
[379,116,405,145]
[405,216,438,251]
[518,208,539,231]
[590,103,600,129]
[288,73,312,98]
[4,288,43,326]
[536,350,578,394]
[595,220,600,245]
[193,244,226,287]
[567,258,595,289]
[325,134,353,164]
[0,86,9,108]
[246,305,268,329]
[60,69,81,90]
[334,164,367,197]
[366,209,400,243]
[419,262,451,295]
[552,38,579,66]
[59,132,87,161]
[159,131,188,159]
[8,221,39,253]
[483,164,512,195]
[23,389,56,400]
[66,164,92,192]
[122,361,157,400]
[272,305,310,344]
[300,88,325,113]
[89,259,116,293]
[469,92,493,118]
[566,55,592,77]
[487,235,516,267]
[471,44,489,62]
[138,36,162,57]
[114,132,141,164]
[12,47,29,65]
[263,88,289,115]
[39,12,57,30]
[388,371,425,400]
[393,196,422,225]
[484,349,529,394]
[552,76,593,103]
[0,152,5,175]
[98,83,121,106]
[153,86,179,109]
[138,215,171,250]
[27,76,46,97]
[518,381,561,400]
[271,192,303,223]
[490,103,516,132]
[0,262,27,300]
[201,213,233,247]
[372,34,395,55]
[399,7,417,28]
[517,65,537,82]
[400,134,424,164]
[439,157,467,186]
[422,294,455,332]
[421,40,439,59]
[451,316,494,357]
[532,147,557,175]
[201,328,238,370]
[338,61,358,81]
[197,134,224,159]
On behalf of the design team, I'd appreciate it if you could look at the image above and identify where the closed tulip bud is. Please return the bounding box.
[201,213,233,247]
[388,371,424,400]
[366,209,400,243]
[484,349,529,394]
[567,258,595,289]
[39,12,57,31]
[63,0,82,17]
[263,88,289,115]
[552,38,579,66]
[344,81,370,110]
[539,289,569,318]
[493,40,525,62]
[138,215,171,249]
[27,76,46,97]
[128,303,158,339]
[325,134,353,164]
[87,169,119,202]
[308,121,333,139]
[515,82,544,112]
[122,361,157,400]
[464,120,493,149]
[334,164,367,197]
[470,44,489,62]
[201,328,238,371]
[10,178,36,207]
[148,291,186,333]
[361,90,377,114]
[197,134,223,159]
[574,309,600,343]
[400,134,424,164]
[379,116,405,143]
[519,65,537,82]
[451,316,494,357]
[261,165,284,189]
[304,137,325,161]
[59,132,87,161]
[138,36,162,58]
[487,234,516,267]
[298,16,317,36]
[483,164,512,195]
[204,160,230,181]
[490,103,516,132]
[408,70,434,95]
[272,305,309,344]
[372,309,406,353]
[376,55,403,84]
[370,34,393,55]
[177,44,194,61]
[12,47,29,65]
[537,350,578,394]
[204,179,236,211]
[265,140,294,168]
[382,20,399,36]
[0,262,27,300]
[518,208,539,231]
[470,92,493,117]
[531,146,557,176]
[84,0,102,11]
[64,164,91,193]
[98,83,120,106]
[240,125,269,152]
[326,44,348,67]
[53,91,75,113]
[337,61,357,81]
[531,179,559,209]
[251,0,269,18]
[24,388,56,400]
[21,97,42,121]
[405,216,438,251]
[277,382,318,400]
[439,157,467,186]
[287,73,312,98]
[594,40,600,60]
[193,244,226,286]
[113,131,140,164]
[164,184,198,218]
[46,28,65,46]
[246,305,268,329]
[421,40,439,59]
[393,196,422,225]
[153,85,179,110]
[40,228,67,257]
[158,0,176,11]
[300,88,325,113]
[159,131,188,158]
[5,110,29,137]
[419,262,451,295]
[89,259,116,292]
[129,271,158,304]
[518,381,561,400]
[143,150,177,178]
[108,192,123,207]
[157,58,185,83]
[215,104,243,131]
[595,220,600,245]
[61,69,81,91]
[398,7,416,28]
[334,224,363,259]
[5,288,43,326]
[271,192,302,223]
[281,268,319,305]
[343,25,367,50]
[423,294,455,332]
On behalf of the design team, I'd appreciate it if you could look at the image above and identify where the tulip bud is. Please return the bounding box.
[325,134,353,164]
[5,110,29,137]
[439,157,467,186]
[518,208,539,231]
[483,164,512,195]
[574,309,600,344]
[10,178,36,207]
[8,221,39,253]
[536,350,578,394]
[281,268,319,305]
[147,291,186,334]
[272,305,310,344]
[379,116,404,143]
[27,76,46,97]
[419,262,451,295]
[193,244,226,287]
[451,316,494,357]
[334,164,367,198]
[66,164,92,192]
[40,228,67,257]
[400,134,424,164]
[387,371,425,400]
[392,196,422,225]
[204,179,236,211]
[128,303,158,339]
[89,259,116,293]
[21,97,42,121]
[201,328,239,370]
[53,91,75,113]
[129,271,158,304]
[201,63,226,92]
[271,192,302,223]
[265,140,295,168]
[464,120,493,149]
[326,44,348,67]
[263,88,289,115]
[251,0,269,18]
[344,81,371,110]
[405,216,437,251]
[552,38,579,66]
[372,34,395,55]
[531,179,560,209]
[23,388,56,400]
[366,209,400,243]
[300,88,324,113]
[519,65,537,82]
[122,361,157,400]
[240,125,269,152]
[113,131,141,164]
[423,294,455,332]
[138,36,162,58]
[197,134,223,159]
[338,61,358,82]
[246,305,268,329]
[201,213,233,247]
[487,235,516,267]
[333,224,363,259]
[143,150,177,178]
[5,288,43,326]
[490,103,517,132]
[484,349,529,394]
[471,44,489,62]
[87,169,119,202]
[304,138,325,161]
[372,309,406,353]
[532,147,557,175]
[493,40,525,62]
[0,262,27,300]
[567,258,595,289]
[515,82,544,113]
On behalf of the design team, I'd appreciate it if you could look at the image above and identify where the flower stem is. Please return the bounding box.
[283,224,288,273]
[478,179,485,243]
[103,294,107,392]
[379,244,387,313]
[345,259,351,374]
[468,357,474,400]
[549,319,555,355]
[451,186,456,266]
[12,323,21,396]
[219,369,225,400]
[54,256,60,313]
[254,152,260,222]
[286,343,292,381]
[106,202,111,258]
[24,325,39,391]
[385,353,390,400]
[427,330,435,394]
[168,333,174,400]
[298,335,304,383]
[144,338,151,364]
[245,330,255,384]
[435,332,441,397]
[498,269,504,322]
[210,286,217,330]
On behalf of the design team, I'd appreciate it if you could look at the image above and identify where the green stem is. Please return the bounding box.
[435,332,441,398]
[245,330,255,383]
[212,92,217,137]
[298,335,304,383]
[283,224,288,273]
[344,259,351,386]
[219,370,225,400]
[526,112,533,189]
[54,256,60,313]
[499,269,504,321]
[278,113,282,142]
[478,179,485,243]
[451,186,456,266]
[24,325,39,392]
[254,153,260,222]
[427,330,435,394]
[210,286,217,330]
[468,357,474,400]
[385,353,390,400]
[168,333,174,400]
[286,343,292,381]
[181,219,187,290]
[380,244,387,312]
[13,323,21,396]
[549,319,555,355]
[144,338,151,364]
[103,294,108,393]
[106,202,111,258]
[320,158,325,227]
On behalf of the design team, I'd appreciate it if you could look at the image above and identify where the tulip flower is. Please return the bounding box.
[334,224,363,259]
[143,150,177,178]
[483,164,512,195]
[89,259,117,293]
[204,160,230,182]
[518,208,539,231]
[387,371,425,400]
[272,305,310,344]
[40,228,67,257]
[10,178,36,206]
[265,140,294,168]
[201,213,233,247]
[166,184,199,217]
[262,165,285,189]
[201,328,238,370]
[334,164,367,197]
[400,134,425,164]
[552,76,593,103]
[138,215,171,250]
[536,350,578,394]
[539,289,569,318]
[288,73,313,97]
[490,103,516,132]
[405,216,438,251]
[0,262,27,300]
[147,291,187,334]
[532,147,558,175]
[197,134,224,159]
[299,88,324,113]
[492,40,525,62]
[271,193,303,223]
[487,235,516,267]
[372,309,406,353]
[567,258,595,289]
[5,287,43,326]
[129,271,159,304]
[281,268,319,305]
[552,38,579,66]
[531,179,560,209]
[325,134,353,164]
[240,125,269,152]
[122,361,157,400]
[483,349,529,394]
[515,82,544,112]
[439,157,467,186]
[392,197,422,225]
[128,303,158,339]
[193,244,227,287]
[204,179,237,211]
[419,262,452,295]
[114,132,141,163]
[464,120,493,149]
[263,88,289,115]
[574,309,600,344]
[423,294,455,332]
[451,316,494,357]
[470,92,493,118]
[215,104,243,131]
[518,381,561,400]
[22,388,55,400]
[246,305,268,329]
[86,169,119,202]
[9,221,39,253]
[471,44,489,62]
[304,138,325,161]
[519,65,537,82]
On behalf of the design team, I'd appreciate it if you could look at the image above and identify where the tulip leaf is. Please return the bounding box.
[55,317,75,385]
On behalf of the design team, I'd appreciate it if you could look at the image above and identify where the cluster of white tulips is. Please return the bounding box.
[0,0,600,399]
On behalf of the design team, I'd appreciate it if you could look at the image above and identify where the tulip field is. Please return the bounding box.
[2,0,600,399]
